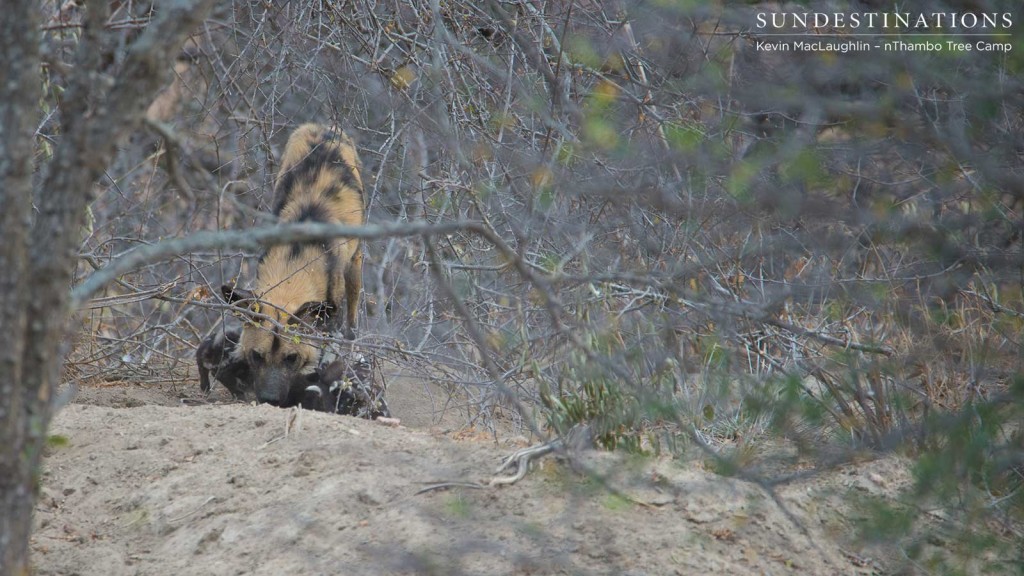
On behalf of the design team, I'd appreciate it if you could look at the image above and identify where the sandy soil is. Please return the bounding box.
[31,372,905,575]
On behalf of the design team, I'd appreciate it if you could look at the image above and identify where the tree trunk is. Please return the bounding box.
[0,1,215,573]
[0,1,42,573]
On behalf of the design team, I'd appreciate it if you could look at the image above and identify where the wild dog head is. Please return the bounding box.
[221,285,334,406]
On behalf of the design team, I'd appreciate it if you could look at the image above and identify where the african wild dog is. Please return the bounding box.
[222,124,365,406]
[196,322,251,399]
[299,356,390,418]
[298,361,350,413]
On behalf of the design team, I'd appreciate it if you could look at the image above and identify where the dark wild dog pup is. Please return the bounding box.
[196,323,251,399]
[298,356,390,419]
[222,124,365,406]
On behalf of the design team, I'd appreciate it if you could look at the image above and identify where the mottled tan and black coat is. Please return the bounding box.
[222,124,365,405]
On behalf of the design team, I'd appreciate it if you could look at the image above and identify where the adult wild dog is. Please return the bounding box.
[222,124,364,405]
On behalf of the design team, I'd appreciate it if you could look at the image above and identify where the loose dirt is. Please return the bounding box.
[32,373,905,575]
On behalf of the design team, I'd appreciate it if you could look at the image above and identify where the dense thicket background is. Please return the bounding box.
[12,0,1024,572]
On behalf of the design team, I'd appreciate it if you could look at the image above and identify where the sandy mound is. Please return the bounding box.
[32,377,898,575]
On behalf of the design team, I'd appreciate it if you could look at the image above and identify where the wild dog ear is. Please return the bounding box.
[292,301,336,329]
[221,285,260,321]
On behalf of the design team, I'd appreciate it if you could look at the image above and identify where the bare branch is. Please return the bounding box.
[71,220,483,308]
